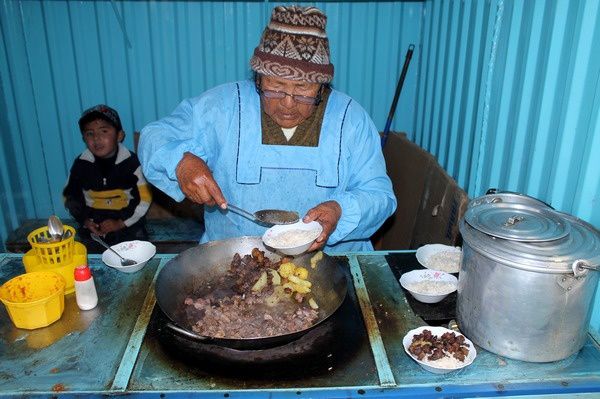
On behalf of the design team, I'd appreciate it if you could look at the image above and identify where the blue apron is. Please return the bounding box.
[140,80,396,252]
[204,82,358,249]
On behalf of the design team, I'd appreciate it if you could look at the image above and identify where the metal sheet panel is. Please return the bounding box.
[416,0,600,226]
[0,255,160,392]
[0,0,422,251]
[415,0,600,333]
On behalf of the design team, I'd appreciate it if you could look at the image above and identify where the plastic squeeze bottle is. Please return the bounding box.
[74,265,98,310]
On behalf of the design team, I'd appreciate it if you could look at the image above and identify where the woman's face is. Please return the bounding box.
[82,119,123,159]
[260,76,321,128]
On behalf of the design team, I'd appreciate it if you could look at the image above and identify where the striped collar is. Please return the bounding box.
[79,143,131,164]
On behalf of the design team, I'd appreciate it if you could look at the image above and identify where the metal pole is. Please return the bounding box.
[381,44,415,148]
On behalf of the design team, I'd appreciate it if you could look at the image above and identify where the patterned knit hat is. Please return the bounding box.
[78,104,123,132]
[250,5,334,83]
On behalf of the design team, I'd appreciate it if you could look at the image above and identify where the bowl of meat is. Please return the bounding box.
[262,221,323,256]
[403,326,476,374]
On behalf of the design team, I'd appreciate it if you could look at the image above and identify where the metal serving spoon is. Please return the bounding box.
[90,233,137,266]
[47,215,64,242]
[227,204,299,226]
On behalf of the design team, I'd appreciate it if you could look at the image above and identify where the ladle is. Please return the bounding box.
[47,215,64,242]
[90,233,138,266]
[227,204,299,226]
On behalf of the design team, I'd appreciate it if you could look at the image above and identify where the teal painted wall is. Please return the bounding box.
[415,0,600,334]
[0,0,421,248]
[415,0,600,226]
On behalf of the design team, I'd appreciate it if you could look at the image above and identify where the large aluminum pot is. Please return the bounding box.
[457,194,600,362]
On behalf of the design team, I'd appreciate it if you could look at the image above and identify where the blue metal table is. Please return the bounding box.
[1,251,599,398]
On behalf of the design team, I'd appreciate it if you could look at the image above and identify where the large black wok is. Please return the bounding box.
[155,236,348,350]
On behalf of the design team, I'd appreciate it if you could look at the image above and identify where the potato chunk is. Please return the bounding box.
[293,266,309,279]
[288,274,312,288]
[278,262,296,278]
[251,271,268,292]
[310,251,324,269]
[269,269,281,285]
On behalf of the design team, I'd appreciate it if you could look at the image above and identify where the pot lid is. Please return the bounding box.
[460,211,600,273]
[464,203,570,242]
[468,192,552,210]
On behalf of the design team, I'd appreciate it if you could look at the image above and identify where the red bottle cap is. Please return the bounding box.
[74,265,92,281]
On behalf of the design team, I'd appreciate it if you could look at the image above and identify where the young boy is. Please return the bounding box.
[63,104,152,252]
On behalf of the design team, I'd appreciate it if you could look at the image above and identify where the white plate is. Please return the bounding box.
[403,326,477,374]
[415,244,462,273]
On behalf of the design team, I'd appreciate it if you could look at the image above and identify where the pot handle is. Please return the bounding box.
[572,259,599,277]
[166,322,208,342]
[485,188,554,209]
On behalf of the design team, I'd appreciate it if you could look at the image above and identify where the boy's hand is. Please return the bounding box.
[99,219,126,235]
[84,219,102,235]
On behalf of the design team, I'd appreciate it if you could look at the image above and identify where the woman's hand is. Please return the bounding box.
[303,200,342,251]
[99,219,126,235]
[176,152,226,208]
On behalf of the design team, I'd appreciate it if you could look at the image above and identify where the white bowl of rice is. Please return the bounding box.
[399,269,458,303]
[403,326,477,374]
[262,221,323,256]
[416,244,462,273]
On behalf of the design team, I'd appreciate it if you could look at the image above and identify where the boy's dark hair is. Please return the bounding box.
[78,104,123,133]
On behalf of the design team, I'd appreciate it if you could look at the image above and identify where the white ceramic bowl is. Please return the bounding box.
[399,269,458,303]
[403,326,477,374]
[416,244,462,273]
[101,240,156,273]
[262,221,323,256]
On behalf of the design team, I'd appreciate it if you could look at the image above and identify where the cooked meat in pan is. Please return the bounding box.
[184,248,319,339]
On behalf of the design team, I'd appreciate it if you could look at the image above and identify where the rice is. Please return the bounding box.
[422,353,465,368]
[268,229,319,248]
[427,251,461,273]
[405,280,456,295]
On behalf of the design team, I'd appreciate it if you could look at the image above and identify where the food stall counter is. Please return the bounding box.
[0,251,599,398]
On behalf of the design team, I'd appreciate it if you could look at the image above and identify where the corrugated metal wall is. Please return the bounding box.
[0,1,422,250]
[415,0,600,226]
[415,0,600,333]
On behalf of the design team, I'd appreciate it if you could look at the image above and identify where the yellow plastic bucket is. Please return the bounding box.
[0,271,66,329]
[27,225,76,265]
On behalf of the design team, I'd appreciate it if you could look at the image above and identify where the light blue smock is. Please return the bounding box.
[138,80,397,252]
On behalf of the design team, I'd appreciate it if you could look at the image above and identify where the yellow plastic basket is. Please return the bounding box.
[27,225,77,265]
[23,241,88,295]
[0,271,66,329]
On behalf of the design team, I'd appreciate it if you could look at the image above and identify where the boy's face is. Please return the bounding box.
[82,119,124,159]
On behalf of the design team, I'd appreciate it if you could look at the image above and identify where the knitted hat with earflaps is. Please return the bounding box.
[250,5,334,83]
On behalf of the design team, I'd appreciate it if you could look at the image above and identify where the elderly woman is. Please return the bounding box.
[139,5,396,252]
